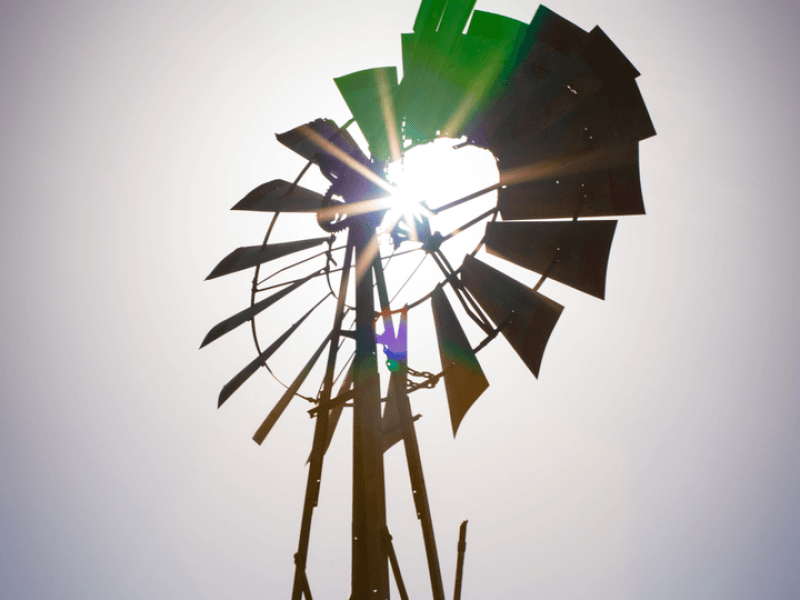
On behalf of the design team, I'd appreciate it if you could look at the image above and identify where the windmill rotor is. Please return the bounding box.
[202,0,655,598]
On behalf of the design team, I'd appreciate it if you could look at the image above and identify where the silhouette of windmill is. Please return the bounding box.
[203,1,654,598]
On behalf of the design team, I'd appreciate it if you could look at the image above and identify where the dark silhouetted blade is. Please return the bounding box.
[232,180,324,213]
[276,118,368,165]
[483,26,639,153]
[335,67,400,163]
[201,272,317,348]
[575,26,640,86]
[484,220,617,299]
[494,79,654,173]
[460,255,563,378]
[430,287,489,435]
[218,297,327,408]
[497,144,644,220]
[463,4,655,175]
[253,332,332,445]
[463,5,587,149]
[206,237,329,280]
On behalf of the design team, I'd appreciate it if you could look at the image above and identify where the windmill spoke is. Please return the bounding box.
[441,206,498,242]
[430,182,502,215]
[257,246,345,286]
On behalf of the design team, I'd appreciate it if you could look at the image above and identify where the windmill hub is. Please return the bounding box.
[382,137,498,254]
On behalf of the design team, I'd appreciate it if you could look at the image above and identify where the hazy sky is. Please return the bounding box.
[1,1,799,599]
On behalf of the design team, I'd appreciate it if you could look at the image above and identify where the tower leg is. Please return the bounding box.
[291,240,354,600]
[373,261,446,600]
[351,224,389,599]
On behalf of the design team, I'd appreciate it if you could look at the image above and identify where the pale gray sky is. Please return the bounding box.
[1,1,799,599]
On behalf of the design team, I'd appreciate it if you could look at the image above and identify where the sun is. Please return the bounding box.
[380,137,499,250]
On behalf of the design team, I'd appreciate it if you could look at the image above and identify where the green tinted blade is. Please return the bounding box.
[334,67,400,162]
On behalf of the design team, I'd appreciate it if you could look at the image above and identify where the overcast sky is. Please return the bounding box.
[1,1,799,599]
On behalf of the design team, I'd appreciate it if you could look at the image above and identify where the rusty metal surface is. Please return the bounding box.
[232,179,325,213]
[430,287,489,435]
[205,237,330,280]
[460,255,563,378]
[484,220,617,299]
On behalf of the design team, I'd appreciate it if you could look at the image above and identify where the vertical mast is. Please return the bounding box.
[351,222,389,599]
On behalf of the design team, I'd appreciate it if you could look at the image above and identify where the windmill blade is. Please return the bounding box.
[494,80,653,217]
[253,332,332,445]
[218,295,329,407]
[484,220,617,300]
[500,79,654,169]
[232,179,325,213]
[463,5,587,148]
[276,118,368,165]
[497,144,644,220]
[277,119,392,204]
[460,255,563,378]
[574,26,640,85]
[439,12,528,138]
[430,287,489,436]
[206,237,330,280]
[397,0,476,141]
[201,272,318,348]
[480,22,644,158]
[334,67,401,163]
[469,6,652,159]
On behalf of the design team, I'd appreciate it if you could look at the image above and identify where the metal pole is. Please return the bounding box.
[291,239,354,600]
[453,520,468,600]
[381,527,410,600]
[351,222,389,600]
[373,262,446,600]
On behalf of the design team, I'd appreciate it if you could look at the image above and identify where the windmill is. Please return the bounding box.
[202,1,655,598]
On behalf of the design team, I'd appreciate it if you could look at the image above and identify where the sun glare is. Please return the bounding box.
[381,137,499,251]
